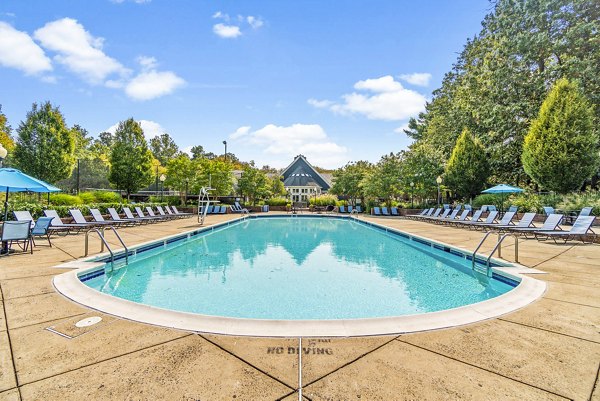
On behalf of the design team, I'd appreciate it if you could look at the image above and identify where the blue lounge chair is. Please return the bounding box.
[391,207,400,216]
[446,209,470,225]
[172,206,194,217]
[509,214,563,238]
[453,209,484,227]
[423,208,451,221]
[1,221,32,254]
[474,211,516,231]
[459,211,499,229]
[542,206,555,216]
[535,216,596,243]
[90,208,132,227]
[579,207,593,217]
[339,206,346,213]
[155,205,179,219]
[381,207,391,216]
[372,207,382,216]
[407,208,428,219]
[432,208,459,224]
[44,210,93,233]
[30,216,54,247]
[507,205,518,213]
[123,207,156,223]
[355,206,362,213]
[491,212,536,232]
[347,206,354,213]
[219,205,227,214]
[108,208,145,225]
[70,209,112,227]
[144,207,171,220]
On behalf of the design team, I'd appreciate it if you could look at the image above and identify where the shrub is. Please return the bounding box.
[49,193,82,206]
[79,192,96,203]
[472,194,504,210]
[308,194,338,206]
[266,197,289,206]
[91,191,122,203]
[557,191,600,216]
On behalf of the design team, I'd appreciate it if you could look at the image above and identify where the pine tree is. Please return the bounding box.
[522,78,599,193]
[444,128,490,199]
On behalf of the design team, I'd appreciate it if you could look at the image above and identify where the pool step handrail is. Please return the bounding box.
[198,186,214,225]
[471,232,519,276]
[84,227,129,272]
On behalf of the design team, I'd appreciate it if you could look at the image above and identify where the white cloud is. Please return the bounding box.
[0,22,52,75]
[137,55,157,71]
[229,123,348,169]
[212,11,229,21]
[213,23,242,38]
[247,16,264,29]
[230,126,250,139]
[125,70,185,101]
[307,98,334,108]
[105,119,165,140]
[34,18,128,84]
[310,75,427,121]
[398,73,432,87]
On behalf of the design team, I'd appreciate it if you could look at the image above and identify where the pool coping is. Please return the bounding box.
[52,214,547,337]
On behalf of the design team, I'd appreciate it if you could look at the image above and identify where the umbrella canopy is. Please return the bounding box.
[1,168,61,222]
[0,168,61,193]
[482,184,524,194]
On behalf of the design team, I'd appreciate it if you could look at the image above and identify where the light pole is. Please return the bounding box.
[222,140,227,161]
[436,176,443,208]
[159,174,166,202]
[0,143,7,167]
[155,165,159,193]
[410,181,414,209]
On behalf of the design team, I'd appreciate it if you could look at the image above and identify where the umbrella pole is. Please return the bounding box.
[3,189,8,222]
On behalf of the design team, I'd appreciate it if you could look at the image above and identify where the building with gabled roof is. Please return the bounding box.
[281,155,332,202]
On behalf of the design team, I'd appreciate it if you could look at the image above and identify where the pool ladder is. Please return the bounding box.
[84,227,129,272]
[471,232,519,277]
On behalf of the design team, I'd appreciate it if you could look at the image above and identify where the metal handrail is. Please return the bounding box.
[84,227,129,272]
[471,231,494,271]
[472,231,519,277]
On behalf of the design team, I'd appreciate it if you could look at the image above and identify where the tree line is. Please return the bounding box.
[0,102,286,203]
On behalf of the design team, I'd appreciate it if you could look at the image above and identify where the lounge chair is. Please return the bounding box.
[13,210,67,236]
[456,210,499,229]
[381,207,391,216]
[391,207,400,216]
[155,205,179,219]
[432,208,460,224]
[509,213,563,238]
[542,206,555,216]
[1,221,32,254]
[123,207,157,223]
[490,212,536,232]
[420,208,442,220]
[472,211,516,231]
[444,209,470,226]
[407,208,428,219]
[507,205,518,213]
[70,209,111,227]
[90,208,130,227]
[355,206,362,213]
[205,205,214,214]
[452,209,484,227]
[233,202,249,214]
[143,207,170,221]
[172,206,193,217]
[339,206,346,213]
[44,210,91,233]
[534,216,596,243]
[579,207,593,217]
[218,205,227,214]
[30,216,54,247]
[108,208,145,225]
[372,207,382,216]
[348,206,354,213]
[423,208,451,221]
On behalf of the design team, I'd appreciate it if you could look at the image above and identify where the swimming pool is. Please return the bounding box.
[54,215,546,336]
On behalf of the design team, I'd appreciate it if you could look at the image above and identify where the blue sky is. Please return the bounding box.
[0,0,490,169]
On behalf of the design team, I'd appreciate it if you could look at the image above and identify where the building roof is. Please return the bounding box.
[281,155,331,190]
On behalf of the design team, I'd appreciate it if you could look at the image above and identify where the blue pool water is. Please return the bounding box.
[83,217,515,320]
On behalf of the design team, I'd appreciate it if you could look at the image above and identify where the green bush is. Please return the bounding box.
[472,194,504,210]
[265,197,288,206]
[557,191,600,216]
[49,193,82,206]
[79,192,96,203]
[308,194,338,206]
[91,191,122,203]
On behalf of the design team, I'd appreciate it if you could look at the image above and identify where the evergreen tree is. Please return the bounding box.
[444,128,490,199]
[522,78,598,193]
[150,133,179,166]
[13,101,75,183]
[108,118,153,199]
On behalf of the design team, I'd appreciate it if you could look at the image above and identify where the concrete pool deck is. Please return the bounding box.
[0,212,598,400]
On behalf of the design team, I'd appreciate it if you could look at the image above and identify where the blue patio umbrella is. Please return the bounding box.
[0,168,61,222]
[481,184,524,214]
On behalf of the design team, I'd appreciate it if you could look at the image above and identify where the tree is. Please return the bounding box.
[108,118,153,199]
[0,105,14,166]
[267,175,286,197]
[195,158,234,196]
[522,78,599,193]
[330,161,373,206]
[399,143,444,201]
[13,101,75,183]
[165,154,196,204]
[444,128,490,199]
[361,153,403,206]
[150,133,179,166]
[237,165,270,205]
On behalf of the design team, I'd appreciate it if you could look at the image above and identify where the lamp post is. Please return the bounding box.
[155,165,159,193]
[222,140,227,161]
[159,174,166,202]
[0,143,7,167]
[436,176,443,208]
[410,181,414,209]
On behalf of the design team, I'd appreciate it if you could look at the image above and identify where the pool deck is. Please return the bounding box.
[0,212,598,400]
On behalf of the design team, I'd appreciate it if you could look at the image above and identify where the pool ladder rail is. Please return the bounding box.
[471,231,519,276]
[84,227,129,272]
